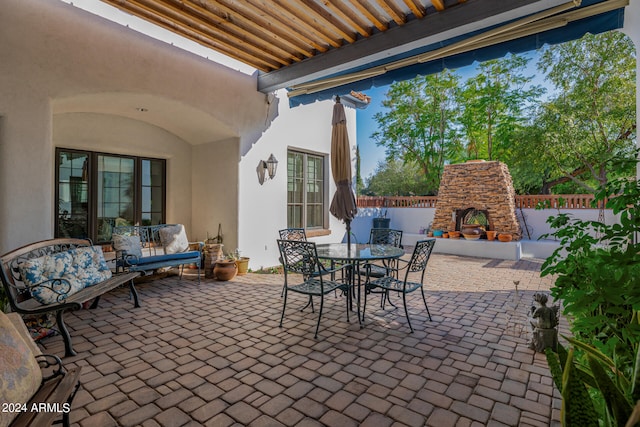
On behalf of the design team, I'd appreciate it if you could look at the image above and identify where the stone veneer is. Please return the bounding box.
[432,160,522,239]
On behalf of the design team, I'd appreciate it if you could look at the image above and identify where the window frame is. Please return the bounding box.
[55,148,166,244]
[286,148,329,231]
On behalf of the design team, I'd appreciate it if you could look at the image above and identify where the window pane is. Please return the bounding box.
[141,159,165,226]
[56,151,89,239]
[97,155,135,242]
[287,150,325,230]
[307,205,322,228]
[288,205,303,228]
[151,188,162,210]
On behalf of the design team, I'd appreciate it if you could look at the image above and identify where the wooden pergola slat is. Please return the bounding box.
[99,0,595,82]
[102,0,281,70]
[186,0,316,60]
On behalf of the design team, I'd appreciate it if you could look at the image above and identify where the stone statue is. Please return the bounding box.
[528,292,559,352]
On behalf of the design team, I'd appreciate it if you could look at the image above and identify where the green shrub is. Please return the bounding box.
[541,177,640,425]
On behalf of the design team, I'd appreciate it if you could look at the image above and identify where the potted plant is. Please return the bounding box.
[213,258,237,281]
[228,249,250,275]
[372,208,390,229]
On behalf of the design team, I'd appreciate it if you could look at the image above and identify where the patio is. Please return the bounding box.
[40,252,563,427]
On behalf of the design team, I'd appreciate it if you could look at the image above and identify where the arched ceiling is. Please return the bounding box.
[53,92,237,145]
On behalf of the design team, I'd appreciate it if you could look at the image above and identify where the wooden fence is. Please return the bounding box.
[357,194,602,209]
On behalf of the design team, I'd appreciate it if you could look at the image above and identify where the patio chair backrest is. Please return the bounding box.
[278,228,307,241]
[404,239,436,280]
[277,239,321,278]
[369,228,403,247]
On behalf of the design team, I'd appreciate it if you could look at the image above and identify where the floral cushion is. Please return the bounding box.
[18,246,113,305]
[72,246,112,287]
[112,234,143,259]
[159,224,189,254]
[0,311,42,427]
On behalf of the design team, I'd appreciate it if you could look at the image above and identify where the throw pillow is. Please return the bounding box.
[159,224,189,254]
[112,234,143,259]
[71,246,112,287]
[0,311,42,427]
[18,251,84,305]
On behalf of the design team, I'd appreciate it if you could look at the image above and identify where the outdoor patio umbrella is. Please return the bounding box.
[329,97,358,246]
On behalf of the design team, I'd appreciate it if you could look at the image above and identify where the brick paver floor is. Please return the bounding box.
[39,252,563,426]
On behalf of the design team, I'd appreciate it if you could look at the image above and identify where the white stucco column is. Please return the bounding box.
[0,98,53,253]
[621,1,639,177]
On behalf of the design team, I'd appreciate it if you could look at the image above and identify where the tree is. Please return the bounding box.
[457,54,544,162]
[524,31,636,193]
[363,159,433,196]
[355,145,364,195]
[371,70,460,193]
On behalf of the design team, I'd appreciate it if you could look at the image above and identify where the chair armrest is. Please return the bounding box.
[25,278,73,304]
[319,261,351,276]
[120,252,140,266]
[36,354,66,381]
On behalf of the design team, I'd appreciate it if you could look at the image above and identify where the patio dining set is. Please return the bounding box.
[277,227,436,339]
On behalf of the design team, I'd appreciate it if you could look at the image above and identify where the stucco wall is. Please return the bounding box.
[238,94,353,269]
[192,138,240,251]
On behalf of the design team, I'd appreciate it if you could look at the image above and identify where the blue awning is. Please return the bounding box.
[289,1,625,107]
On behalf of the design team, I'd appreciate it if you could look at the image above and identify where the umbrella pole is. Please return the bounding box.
[346,219,351,247]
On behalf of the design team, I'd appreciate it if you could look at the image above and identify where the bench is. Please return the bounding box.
[1,311,81,427]
[112,224,203,283]
[1,238,141,357]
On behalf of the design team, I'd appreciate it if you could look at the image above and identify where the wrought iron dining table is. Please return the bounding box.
[316,243,405,327]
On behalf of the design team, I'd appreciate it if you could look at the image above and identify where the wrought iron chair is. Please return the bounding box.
[277,239,352,339]
[278,228,307,241]
[361,228,404,307]
[363,239,436,332]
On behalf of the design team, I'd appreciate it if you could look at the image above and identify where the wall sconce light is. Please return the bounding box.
[257,154,278,185]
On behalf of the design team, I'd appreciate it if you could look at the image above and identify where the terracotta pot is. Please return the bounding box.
[214,260,237,281]
[448,231,461,239]
[486,230,497,241]
[498,233,513,242]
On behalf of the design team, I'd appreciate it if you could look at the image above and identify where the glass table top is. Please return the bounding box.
[316,243,404,261]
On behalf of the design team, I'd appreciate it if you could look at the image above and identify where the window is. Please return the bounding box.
[287,150,327,229]
[56,149,165,243]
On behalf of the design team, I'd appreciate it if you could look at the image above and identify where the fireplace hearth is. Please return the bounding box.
[433,161,521,239]
[456,208,490,232]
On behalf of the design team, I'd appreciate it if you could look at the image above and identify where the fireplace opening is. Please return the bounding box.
[456,208,490,234]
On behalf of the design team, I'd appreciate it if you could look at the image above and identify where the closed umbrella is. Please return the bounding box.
[329,97,358,246]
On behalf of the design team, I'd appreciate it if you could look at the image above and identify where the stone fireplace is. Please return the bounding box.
[432,161,522,239]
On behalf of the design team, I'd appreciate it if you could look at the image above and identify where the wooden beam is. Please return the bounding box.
[349,0,389,32]
[431,0,446,12]
[287,0,358,43]
[272,0,344,49]
[402,0,427,18]
[376,0,406,25]
[230,0,335,52]
[103,0,281,70]
[154,0,303,64]
[186,0,317,59]
[321,0,373,37]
